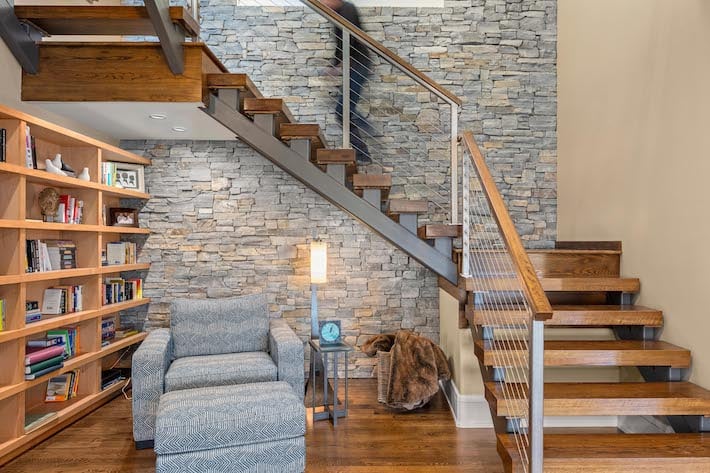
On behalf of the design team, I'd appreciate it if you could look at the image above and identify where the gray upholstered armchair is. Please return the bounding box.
[131,294,304,448]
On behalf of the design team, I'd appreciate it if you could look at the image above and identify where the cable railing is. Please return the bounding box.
[461,131,551,473]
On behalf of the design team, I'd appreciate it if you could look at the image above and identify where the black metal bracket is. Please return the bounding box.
[145,0,184,75]
[667,415,710,433]
[0,0,40,74]
[202,94,459,284]
[614,325,657,341]
[638,366,687,382]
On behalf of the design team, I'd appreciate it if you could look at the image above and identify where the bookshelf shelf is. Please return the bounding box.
[0,104,150,465]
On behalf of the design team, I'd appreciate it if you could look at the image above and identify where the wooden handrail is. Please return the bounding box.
[462,131,553,321]
[300,0,463,107]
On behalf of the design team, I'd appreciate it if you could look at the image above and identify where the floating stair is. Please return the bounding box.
[278,123,327,161]
[386,199,428,234]
[418,224,462,257]
[470,304,664,327]
[315,149,356,185]
[352,174,392,207]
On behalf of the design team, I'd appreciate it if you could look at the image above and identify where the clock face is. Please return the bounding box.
[320,321,341,344]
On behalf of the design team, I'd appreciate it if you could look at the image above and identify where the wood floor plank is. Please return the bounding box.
[3,379,504,473]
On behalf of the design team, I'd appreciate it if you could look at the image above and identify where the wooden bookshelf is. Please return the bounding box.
[0,104,150,465]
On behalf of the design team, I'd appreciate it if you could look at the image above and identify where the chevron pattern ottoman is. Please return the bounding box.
[154,381,306,473]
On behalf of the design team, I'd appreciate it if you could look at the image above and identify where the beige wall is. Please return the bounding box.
[558,0,710,389]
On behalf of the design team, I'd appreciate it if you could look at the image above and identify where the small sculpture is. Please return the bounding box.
[38,188,60,222]
[78,167,90,181]
[51,153,75,175]
[45,159,67,176]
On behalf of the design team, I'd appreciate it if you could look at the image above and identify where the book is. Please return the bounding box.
[25,344,66,365]
[25,355,64,375]
[106,242,126,265]
[24,412,57,433]
[0,127,6,162]
[27,337,63,348]
[47,326,78,359]
[0,298,5,331]
[24,362,63,380]
[45,372,78,402]
[24,124,33,168]
[41,288,64,314]
[101,369,125,390]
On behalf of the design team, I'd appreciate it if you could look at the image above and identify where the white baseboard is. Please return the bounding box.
[441,380,619,429]
[441,380,493,428]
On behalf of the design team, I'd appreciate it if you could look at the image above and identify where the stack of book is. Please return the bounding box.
[25,240,77,272]
[26,301,41,324]
[105,241,137,265]
[41,286,83,315]
[0,298,5,331]
[25,341,65,380]
[47,327,79,359]
[103,277,142,305]
[45,371,80,402]
[53,194,84,225]
[101,317,115,346]
[101,369,126,390]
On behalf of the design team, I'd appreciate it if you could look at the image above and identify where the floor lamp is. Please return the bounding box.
[307,240,327,400]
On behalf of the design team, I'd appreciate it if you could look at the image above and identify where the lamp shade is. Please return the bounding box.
[310,241,327,284]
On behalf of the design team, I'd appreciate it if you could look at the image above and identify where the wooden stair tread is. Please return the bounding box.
[487,382,710,417]
[386,199,428,215]
[555,240,623,252]
[206,73,263,99]
[470,304,663,327]
[278,123,327,149]
[417,224,463,239]
[464,276,640,293]
[498,433,710,472]
[15,5,199,37]
[315,148,356,165]
[475,339,691,368]
[242,98,297,125]
[352,174,392,189]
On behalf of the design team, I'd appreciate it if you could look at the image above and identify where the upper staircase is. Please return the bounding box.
[2,1,710,471]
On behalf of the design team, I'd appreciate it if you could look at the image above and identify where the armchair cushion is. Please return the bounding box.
[164,352,277,392]
[170,294,269,358]
[132,329,173,444]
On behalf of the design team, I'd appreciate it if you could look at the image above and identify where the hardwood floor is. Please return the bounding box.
[3,379,503,472]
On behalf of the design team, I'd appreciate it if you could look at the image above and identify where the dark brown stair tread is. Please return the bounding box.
[352,174,392,189]
[14,5,199,37]
[487,382,710,417]
[498,433,710,471]
[470,305,663,327]
[555,240,623,252]
[464,276,640,293]
[386,199,428,215]
[242,98,296,124]
[417,224,463,239]
[474,339,691,368]
[206,73,263,98]
[473,248,621,278]
[315,148,356,165]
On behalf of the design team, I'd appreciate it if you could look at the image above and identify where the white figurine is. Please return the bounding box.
[78,167,90,181]
[51,154,63,170]
[45,159,67,176]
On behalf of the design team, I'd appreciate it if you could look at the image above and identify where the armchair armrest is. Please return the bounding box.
[132,328,173,448]
[269,319,305,399]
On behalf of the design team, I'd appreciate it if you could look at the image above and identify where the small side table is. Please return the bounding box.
[309,339,353,427]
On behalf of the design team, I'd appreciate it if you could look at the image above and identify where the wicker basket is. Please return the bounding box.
[376,350,391,404]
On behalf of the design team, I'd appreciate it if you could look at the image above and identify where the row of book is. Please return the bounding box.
[25,338,66,381]
[105,241,137,265]
[103,277,143,305]
[45,370,80,402]
[41,285,84,315]
[49,194,84,225]
[101,162,119,186]
[26,239,77,273]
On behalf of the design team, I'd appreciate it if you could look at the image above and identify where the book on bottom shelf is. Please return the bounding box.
[0,298,5,331]
[101,369,126,391]
[24,411,58,433]
[45,371,80,402]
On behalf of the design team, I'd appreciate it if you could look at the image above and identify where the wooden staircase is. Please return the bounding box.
[464,243,710,472]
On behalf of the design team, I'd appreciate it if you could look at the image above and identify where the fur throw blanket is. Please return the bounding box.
[362,331,451,410]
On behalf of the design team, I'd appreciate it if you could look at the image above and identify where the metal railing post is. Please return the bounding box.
[461,152,470,277]
[450,104,458,225]
[529,318,545,473]
[342,30,351,149]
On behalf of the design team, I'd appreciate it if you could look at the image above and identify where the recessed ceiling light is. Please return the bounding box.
[172,126,187,133]
[149,113,167,120]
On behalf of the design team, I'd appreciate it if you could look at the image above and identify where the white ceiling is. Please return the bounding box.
[34,102,238,142]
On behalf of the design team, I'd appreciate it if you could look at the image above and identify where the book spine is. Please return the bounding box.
[24,363,63,381]
[24,344,66,365]
[24,124,33,168]
[0,128,6,163]
[25,355,64,374]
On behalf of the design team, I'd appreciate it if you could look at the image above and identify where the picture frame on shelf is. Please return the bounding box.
[109,208,139,227]
[114,162,145,193]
